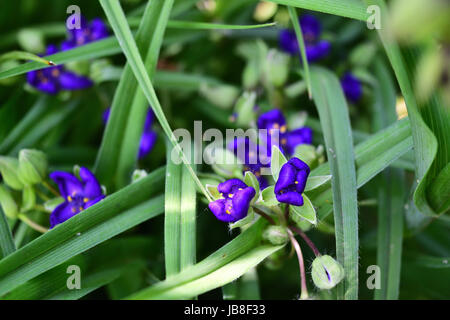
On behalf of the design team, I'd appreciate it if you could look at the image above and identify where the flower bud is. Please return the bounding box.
[264,49,290,87]
[0,156,24,190]
[253,1,278,22]
[311,255,345,290]
[234,91,257,127]
[21,186,36,212]
[206,148,243,178]
[0,185,18,219]
[18,149,47,185]
[200,83,239,109]
[262,225,289,245]
[17,29,45,53]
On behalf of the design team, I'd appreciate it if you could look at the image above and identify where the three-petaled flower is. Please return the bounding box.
[103,108,157,159]
[341,72,362,103]
[49,167,104,228]
[62,16,109,51]
[279,14,331,62]
[257,109,312,156]
[275,157,310,206]
[26,45,93,95]
[228,137,270,189]
[208,179,256,223]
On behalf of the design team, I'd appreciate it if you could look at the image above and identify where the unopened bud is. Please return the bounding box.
[262,225,288,245]
[199,83,239,109]
[265,49,289,87]
[0,157,24,190]
[234,91,257,127]
[0,185,18,219]
[18,149,47,185]
[311,255,345,290]
[132,169,148,183]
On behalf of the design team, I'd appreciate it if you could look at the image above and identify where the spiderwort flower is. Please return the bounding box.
[26,45,92,94]
[49,167,104,228]
[103,108,157,159]
[257,109,313,156]
[274,157,310,206]
[228,137,270,189]
[341,72,362,103]
[62,16,109,51]
[208,179,256,223]
[279,14,330,62]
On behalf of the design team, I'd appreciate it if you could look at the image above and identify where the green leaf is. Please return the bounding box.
[244,171,260,201]
[0,167,165,296]
[0,157,24,190]
[127,219,267,299]
[0,51,54,66]
[128,244,283,299]
[290,194,317,225]
[310,66,359,299]
[372,58,405,301]
[0,205,15,259]
[266,0,369,21]
[304,175,331,192]
[99,0,212,202]
[115,0,174,189]
[364,0,441,217]
[271,145,288,181]
[260,186,279,207]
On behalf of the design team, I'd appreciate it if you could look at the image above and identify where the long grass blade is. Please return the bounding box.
[287,6,312,99]
[310,66,359,299]
[115,0,174,188]
[99,0,212,201]
[266,0,369,21]
[0,208,15,259]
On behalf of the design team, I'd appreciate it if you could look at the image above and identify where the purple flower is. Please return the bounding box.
[208,179,256,223]
[279,14,330,62]
[62,16,109,51]
[228,137,270,189]
[274,158,310,206]
[257,109,313,156]
[49,167,104,228]
[26,45,92,95]
[103,108,157,159]
[341,72,362,103]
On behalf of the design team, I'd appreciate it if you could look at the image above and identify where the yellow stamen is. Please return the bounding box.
[71,207,77,213]
[226,209,231,214]
[295,181,298,184]
[280,125,287,133]
[273,123,279,129]
[281,138,287,145]
[67,196,73,202]
[83,197,89,203]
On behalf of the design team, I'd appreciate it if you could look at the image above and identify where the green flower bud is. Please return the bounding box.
[264,49,290,87]
[206,148,243,178]
[0,156,24,190]
[0,185,18,219]
[262,225,289,245]
[200,83,240,109]
[17,29,45,53]
[18,149,47,185]
[311,255,345,290]
[253,1,278,22]
[21,186,36,212]
[234,91,256,127]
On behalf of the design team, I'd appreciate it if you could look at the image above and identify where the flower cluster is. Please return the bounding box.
[26,16,108,95]
[279,14,330,62]
[257,109,313,156]
[103,108,157,159]
[49,167,104,228]
[27,45,92,94]
[62,16,109,51]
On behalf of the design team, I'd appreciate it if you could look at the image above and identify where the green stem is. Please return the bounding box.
[18,214,48,233]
